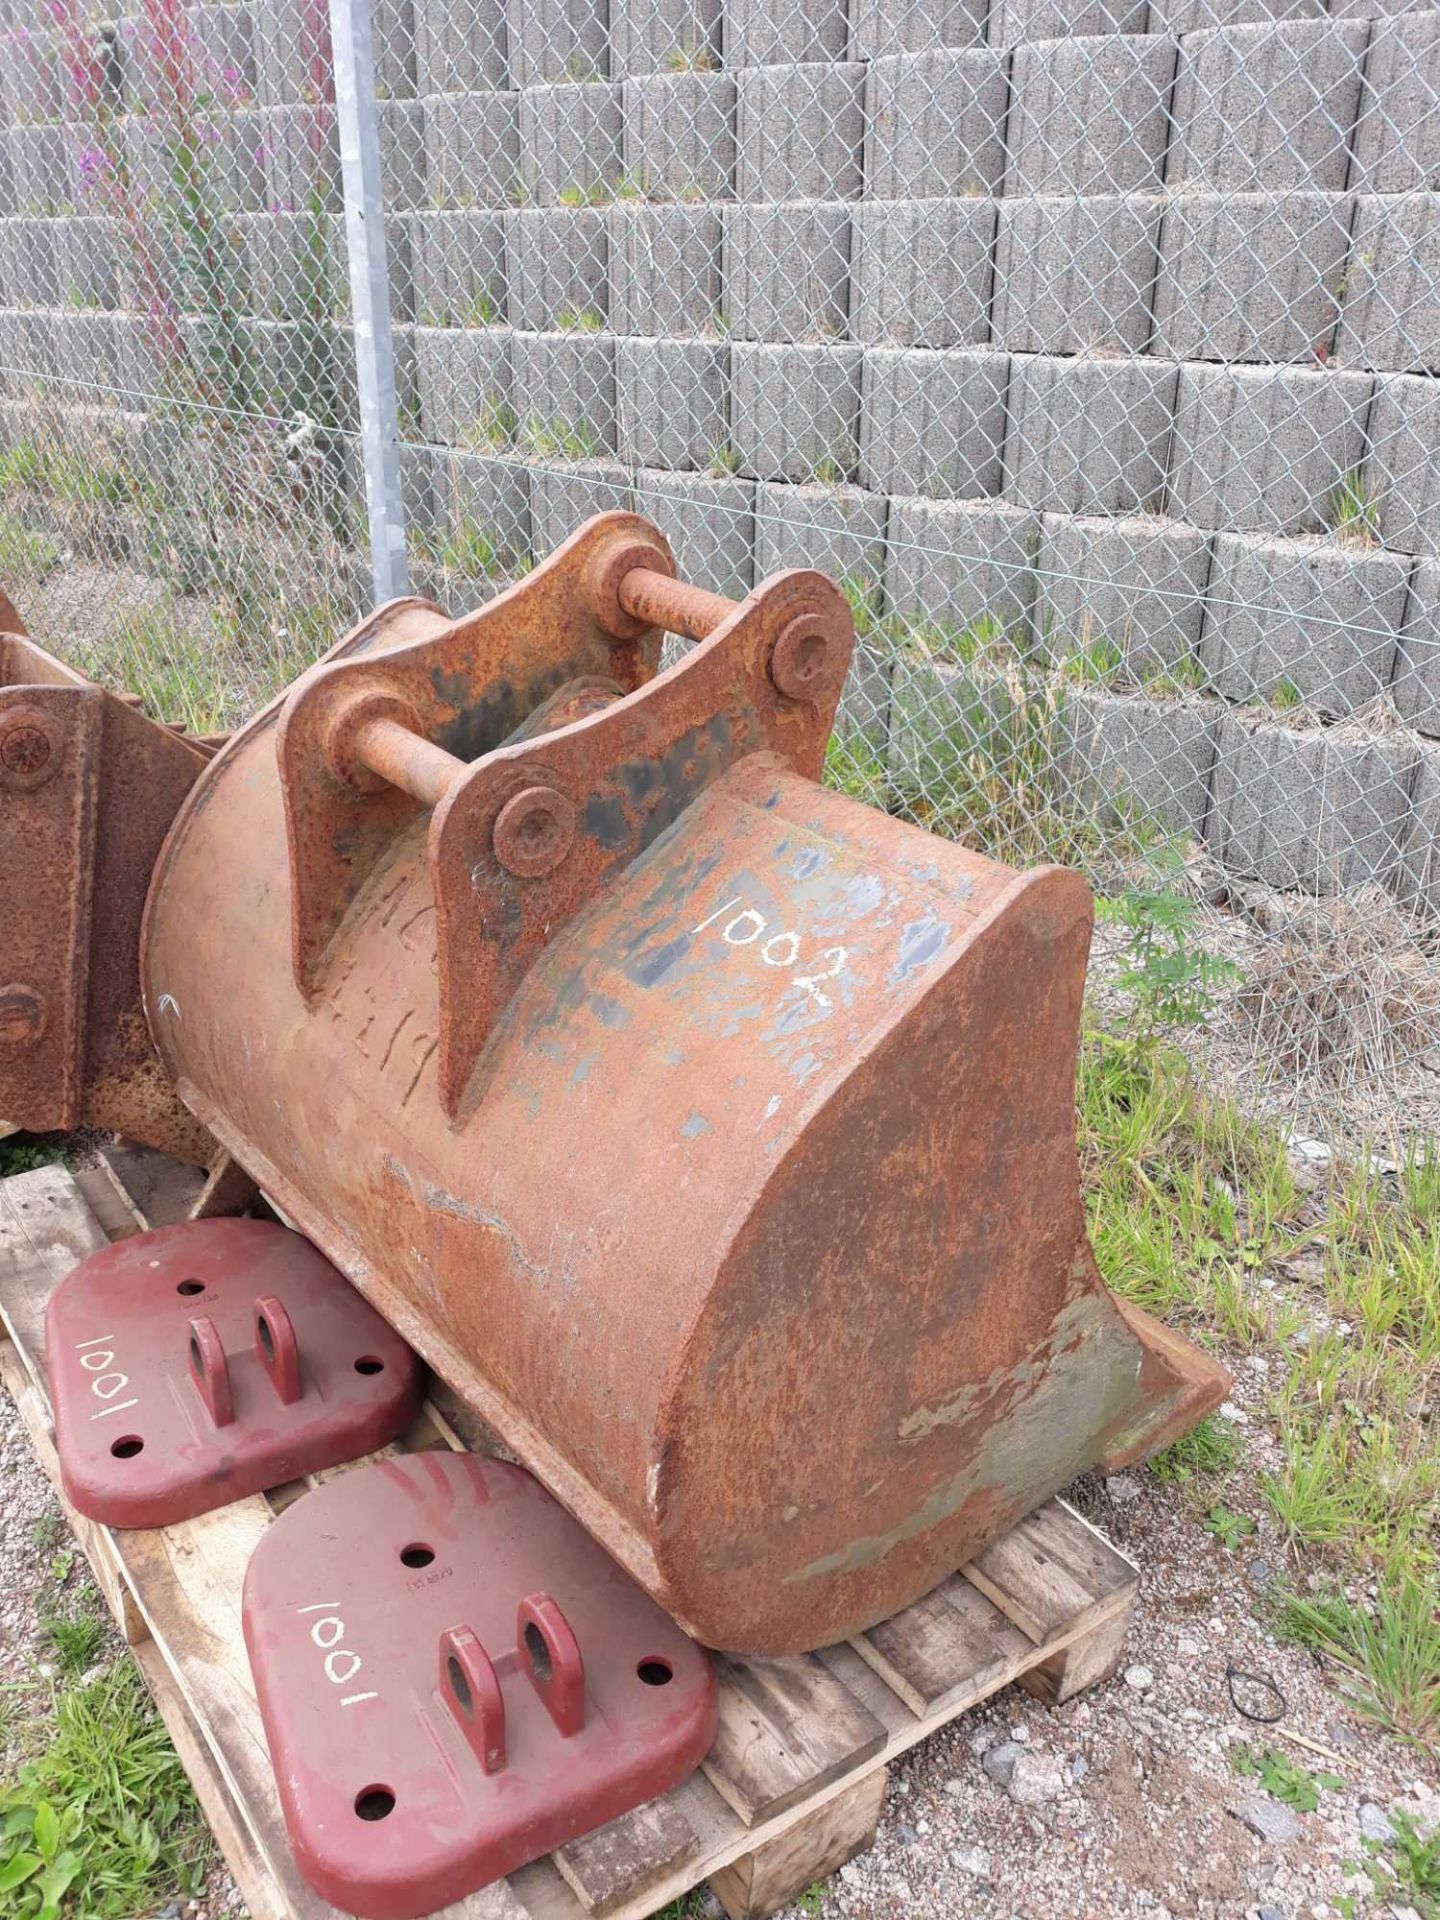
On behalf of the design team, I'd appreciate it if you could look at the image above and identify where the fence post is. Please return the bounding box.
[329,0,409,602]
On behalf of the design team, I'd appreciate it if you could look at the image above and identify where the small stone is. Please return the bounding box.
[1233,1794,1304,1844]
[1287,1135,1332,1165]
[943,1776,966,1798]
[1360,1803,1394,1844]
[1125,1663,1156,1692]
[894,1821,919,1846]
[1218,1402,1249,1424]
[1070,1753,1090,1784]
[1105,1472,1142,1502]
[1258,1907,1287,1920]
[839,1863,862,1887]
[1249,1557,1274,1587]
[1178,1635,1205,1658]
[950,1845,992,1879]
[968,1726,1002,1757]
[982,1738,1022,1787]
[1009,1723,1030,1742]
[1326,1719,1362,1752]
[1008,1749,1067,1807]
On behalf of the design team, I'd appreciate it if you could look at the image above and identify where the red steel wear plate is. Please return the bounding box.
[46,1218,423,1526]
[242,1452,718,1919]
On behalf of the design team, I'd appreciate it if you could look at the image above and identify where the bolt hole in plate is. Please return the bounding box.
[242,1452,716,1919]
[45,1219,423,1527]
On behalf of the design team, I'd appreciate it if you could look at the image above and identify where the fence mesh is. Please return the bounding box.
[2,0,1439,1139]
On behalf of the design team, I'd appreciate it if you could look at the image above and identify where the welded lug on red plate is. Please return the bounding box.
[45,1218,424,1527]
[242,1452,717,1920]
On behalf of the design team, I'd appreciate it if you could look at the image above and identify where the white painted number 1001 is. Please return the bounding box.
[694,897,847,1008]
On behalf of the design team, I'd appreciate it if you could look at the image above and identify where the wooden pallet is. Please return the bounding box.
[0,1158,1139,1920]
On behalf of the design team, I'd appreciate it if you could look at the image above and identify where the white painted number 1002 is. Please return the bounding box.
[694,897,846,1008]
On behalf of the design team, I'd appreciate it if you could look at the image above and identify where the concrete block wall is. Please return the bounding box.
[7,0,1440,908]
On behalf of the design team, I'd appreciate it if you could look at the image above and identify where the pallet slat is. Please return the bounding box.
[0,1165,1141,1920]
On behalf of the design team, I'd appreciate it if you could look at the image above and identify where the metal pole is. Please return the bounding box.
[329,0,409,602]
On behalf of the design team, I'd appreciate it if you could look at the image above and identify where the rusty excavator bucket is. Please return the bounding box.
[1,516,1227,1655]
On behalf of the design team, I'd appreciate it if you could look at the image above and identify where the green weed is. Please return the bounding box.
[1228,1743,1343,1812]
[43,1615,106,1679]
[0,1663,210,1917]
[1204,1503,1257,1549]
[1331,468,1378,548]
[1148,1414,1242,1485]
[1274,1582,1440,1742]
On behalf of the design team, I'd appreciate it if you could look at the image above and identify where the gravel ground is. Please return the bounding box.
[3,1351,1434,1920]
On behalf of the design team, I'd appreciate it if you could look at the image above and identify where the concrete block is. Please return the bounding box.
[989,0,1147,43]
[723,202,850,344]
[731,340,863,483]
[1352,371,1439,559]
[1034,513,1212,679]
[1005,354,1177,517]
[885,651,1036,792]
[11,123,75,215]
[422,90,520,209]
[1200,530,1408,715]
[611,0,721,77]
[7,217,59,306]
[52,309,122,388]
[1059,690,1218,840]
[413,209,508,327]
[506,207,607,328]
[168,4,259,107]
[511,329,617,457]
[1168,362,1372,536]
[885,495,1039,640]
[506,0,607,87]
[247,104,340,214]
[414,0,508,94]
[1207,711,1417,892]
[992,194,1160,355]
[735,63,866,203]
[1152,192,1352,366]
[606,204,721,334]
[623,72,734,201]
[0,311,55,394]
[0,25,64,125]
[1007,34,1175,194]
[1393,560,1440,739]
[434,446,533,570]
[850,0,985,58]
[1350,10,1440,194]
[1394,743,1440,918]
[255,0,412,105]
[754,480,889,591]
[830,644,894,757]
[415,324,512,446]
[851,198,992,350]
[633,468,755,596]
[517,80,623,206]
[1147,0,1324,28]
[52,214,118,312]
[379,102,429,215]
[863,49,1009,201]
[529,458,632,549]
[1337,194,1440,376]
[401,441,438,539]
[615,336,728,469]
[0,138,15,218]
[1169,18,1367,192]
[860,345,1009,498]
[724,0,848,66]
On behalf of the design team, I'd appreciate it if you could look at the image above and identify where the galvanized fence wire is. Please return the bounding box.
[2,0,1440,1135]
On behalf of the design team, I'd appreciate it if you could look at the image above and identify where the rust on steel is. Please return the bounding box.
[0,625,213,1157]
[136,513,1228,1655]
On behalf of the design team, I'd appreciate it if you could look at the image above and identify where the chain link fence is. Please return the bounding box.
[2,0,1439,1137]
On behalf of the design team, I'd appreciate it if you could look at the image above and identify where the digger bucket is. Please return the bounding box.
[123,514,1228,1653]
[0,609,214,1159]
